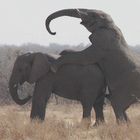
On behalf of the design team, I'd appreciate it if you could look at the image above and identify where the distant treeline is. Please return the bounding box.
[0,43,139,104]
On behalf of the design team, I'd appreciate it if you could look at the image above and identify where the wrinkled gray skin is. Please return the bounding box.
[9,52,106,125]
[45,8,140,123]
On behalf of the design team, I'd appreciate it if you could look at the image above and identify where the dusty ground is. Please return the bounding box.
[0,103,140,140]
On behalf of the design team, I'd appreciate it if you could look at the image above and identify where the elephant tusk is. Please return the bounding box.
[17,84,23,94]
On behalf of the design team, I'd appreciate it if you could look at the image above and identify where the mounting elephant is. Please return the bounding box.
[45,8,140,123]
[9,52,106,126]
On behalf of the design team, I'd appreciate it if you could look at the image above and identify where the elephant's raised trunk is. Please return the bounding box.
[45,9,81,35]
[9,78,31,105]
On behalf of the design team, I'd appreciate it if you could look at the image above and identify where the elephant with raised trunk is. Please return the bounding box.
[9,52,106,126]
[45,8,140,123]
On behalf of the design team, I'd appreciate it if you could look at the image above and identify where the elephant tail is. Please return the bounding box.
[95,86,111,104]
[105,93,112,100]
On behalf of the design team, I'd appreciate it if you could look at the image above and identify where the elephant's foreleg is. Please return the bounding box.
[30,97,47,120]
[30,79,51,120]
[51,46,104,72]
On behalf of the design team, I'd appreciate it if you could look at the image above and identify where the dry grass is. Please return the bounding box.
[0,103,140,140]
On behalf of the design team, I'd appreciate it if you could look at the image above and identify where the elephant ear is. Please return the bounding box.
[29,53,50,83]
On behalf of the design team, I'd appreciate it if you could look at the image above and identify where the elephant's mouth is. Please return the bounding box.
[81,20,98,28]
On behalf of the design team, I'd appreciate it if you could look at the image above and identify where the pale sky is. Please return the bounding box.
[0,0,140,46]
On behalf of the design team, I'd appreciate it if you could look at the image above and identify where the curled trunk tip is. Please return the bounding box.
[9,82,31,105]
[45,9,81,35]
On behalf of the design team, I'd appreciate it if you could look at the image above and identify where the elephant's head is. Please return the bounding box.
[9,53,50,105]
[45,9,114,35]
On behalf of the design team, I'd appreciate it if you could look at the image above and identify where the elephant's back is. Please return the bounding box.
[56,64,104,82]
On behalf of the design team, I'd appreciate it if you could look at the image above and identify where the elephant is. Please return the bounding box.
[59,49,77,55]
[9,52,106,126]
[45,8,140,123]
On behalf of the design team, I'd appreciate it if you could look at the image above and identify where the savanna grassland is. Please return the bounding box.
[0,45,140,140]
[0,103,140,140]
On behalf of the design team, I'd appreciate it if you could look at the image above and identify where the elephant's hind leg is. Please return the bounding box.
[111,93,132,124]
[81,104,92,128]
[80,92,95,128]
[93,95,105,126]
[112,104,129,124]
[123,111,130,122]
